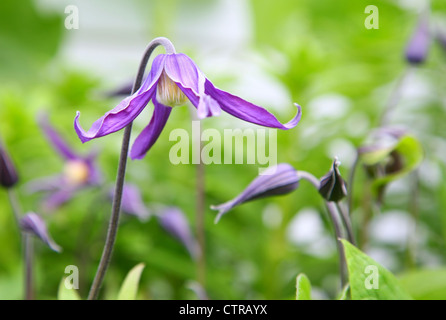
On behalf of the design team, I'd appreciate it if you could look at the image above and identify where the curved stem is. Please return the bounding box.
[87,37,175,300]
[298,170,347,288]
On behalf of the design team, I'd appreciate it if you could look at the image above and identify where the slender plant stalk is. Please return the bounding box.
[24,234,34,300]
[336,202,356,246]
[347,153,359,217]
[7,188,34,300]
[379,67,412,126]
[196,142,206,287]
[407,170,420,268]
[298,170,347,288]
[188,106,207,288]
[326,201,347,288]
[87,37,176,300]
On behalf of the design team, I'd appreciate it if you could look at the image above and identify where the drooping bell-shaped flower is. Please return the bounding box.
[318,158,347,202]
[109,183,150,221]
[75,39,302,160]
[405,14,431,65]
[211,163,300,223]
[0,142,18,188]
[20,212,62,252]
[158,207,199,259]
[27,113,102,211]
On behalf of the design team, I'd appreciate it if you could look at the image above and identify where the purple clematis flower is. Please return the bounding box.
[211,163,300,223]
[158,207,199,259]
[20,212,62,252]
[27,113,102,211]
[75,52,302,159]
[318,158,347,202]
[108,183,150,221]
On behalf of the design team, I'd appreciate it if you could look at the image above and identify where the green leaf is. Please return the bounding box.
[337,284,350,300]
[340,240,412,300]
[295,273,311,300]
[399,269,446,300]
[57,277,81,300]
[117,263,145,300]
[372,135,423,189]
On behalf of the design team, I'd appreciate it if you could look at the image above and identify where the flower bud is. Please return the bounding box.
[211,163,299,223]
[405,15,430,65]
[318,158,347,202]
[0,144,18,188]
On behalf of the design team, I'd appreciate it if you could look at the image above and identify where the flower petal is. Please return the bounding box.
[164,53,204,95]
[205,80,302,129]
[42,189,74,212]
[158,207,199,259]
[211,163,300,223]
[110,183,150,221]
[74,55,166,143]
[20,212,62,252]
[130,98,172,160]
[38,112,79,160]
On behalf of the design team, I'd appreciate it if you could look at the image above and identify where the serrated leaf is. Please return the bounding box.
[341,240,412,300]
[295,273,311,300]
[117,263,145,300]
[57,277,81,300]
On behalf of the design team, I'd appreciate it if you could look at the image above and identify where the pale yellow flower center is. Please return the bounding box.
[64,160,90,186]
[156,71,188,107]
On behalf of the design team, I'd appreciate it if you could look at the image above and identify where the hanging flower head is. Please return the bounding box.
[74,37,302,160]
[27,113,102,211]
[405,14,431,65]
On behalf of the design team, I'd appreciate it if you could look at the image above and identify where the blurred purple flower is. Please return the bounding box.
[20,212,62,252]
[211,164,300,223]
[27,113,102,211]
[405,15,431,65]
[108,183,150,221]
[158,207,199,259]
[75,52,302,159]
[0,142,18,188]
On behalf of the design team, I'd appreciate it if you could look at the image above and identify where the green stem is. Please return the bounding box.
[87,37,176,300]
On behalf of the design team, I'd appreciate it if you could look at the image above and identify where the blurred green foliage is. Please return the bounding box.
[1,0,446,300]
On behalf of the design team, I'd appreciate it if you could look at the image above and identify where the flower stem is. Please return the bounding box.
[87,37,175,300]
[196,131,206,287]
[24,234,34,300]
[298,170,347,288]
[6,188,34,300]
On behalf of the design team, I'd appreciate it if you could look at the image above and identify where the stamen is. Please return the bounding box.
[156,71,187,107]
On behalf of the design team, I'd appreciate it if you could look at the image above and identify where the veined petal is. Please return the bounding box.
[74,55,166,143]
[211,163,300,223]
[197,94,222,119]
[130,98,172,160]
[38,112,78,160]
[205,80,302,129]
[164,53,204,95]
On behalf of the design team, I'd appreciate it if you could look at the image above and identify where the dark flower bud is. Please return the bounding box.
[211,163,300,223]
[0,144,18,188]
[20,212,62,252]
[405,14,430,65]
[318,158,347,202]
